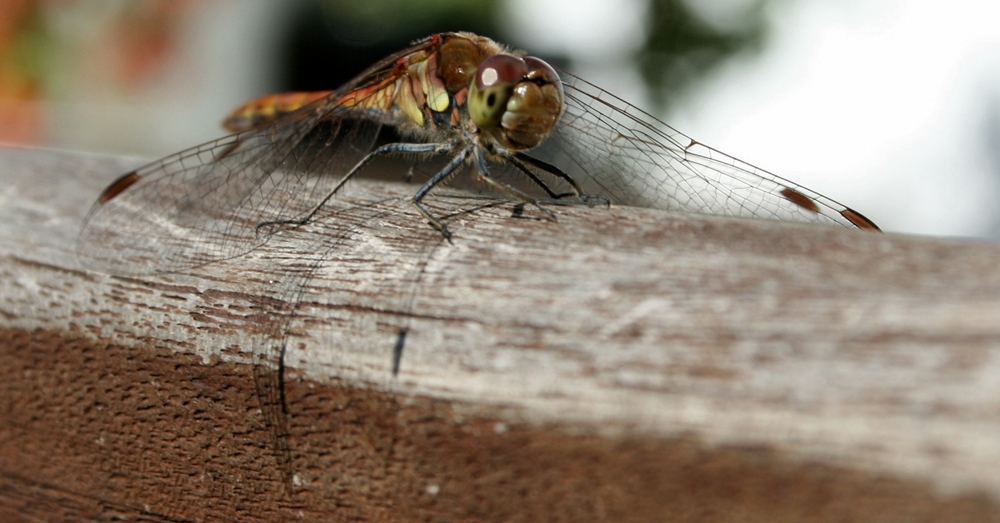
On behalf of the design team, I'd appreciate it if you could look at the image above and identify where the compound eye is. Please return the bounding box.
[475,54,528,89]
[470,55,530,131]
[522,57,560,85]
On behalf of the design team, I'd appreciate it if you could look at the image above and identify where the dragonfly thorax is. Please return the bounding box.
[468,54,564,151]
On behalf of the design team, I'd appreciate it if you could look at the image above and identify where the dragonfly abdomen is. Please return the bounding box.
[222,91,332,132]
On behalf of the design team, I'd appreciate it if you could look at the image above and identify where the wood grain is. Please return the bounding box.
[2,146,1000,522]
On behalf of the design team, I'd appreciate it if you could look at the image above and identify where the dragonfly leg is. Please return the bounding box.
[412,146,474,241]
[578,193,612,208]
[504,155,568,199]
[255,142,453,234]
[511,152,584,198]
[470,147,557,222]
[510,152,610,207]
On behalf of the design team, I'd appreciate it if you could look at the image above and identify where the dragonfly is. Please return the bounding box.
[76,31,878,276]
[74,31,880,494]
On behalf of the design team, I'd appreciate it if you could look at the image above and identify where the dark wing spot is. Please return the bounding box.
[780,187,820,213]
[841,208,881,231]
[97,171,140,204]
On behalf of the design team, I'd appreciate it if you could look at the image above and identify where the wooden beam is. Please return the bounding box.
[3,146,1000,522]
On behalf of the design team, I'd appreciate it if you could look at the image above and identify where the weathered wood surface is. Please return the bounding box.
[3,146,1000,522]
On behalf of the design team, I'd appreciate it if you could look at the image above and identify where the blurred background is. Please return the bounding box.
[2,0,999,238]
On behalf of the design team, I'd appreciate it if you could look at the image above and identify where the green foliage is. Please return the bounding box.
[638,0,770,111]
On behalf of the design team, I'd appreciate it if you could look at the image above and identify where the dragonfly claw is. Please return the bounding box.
[438,223,454,243]
[580,194,612,208]
[535,202,558,222]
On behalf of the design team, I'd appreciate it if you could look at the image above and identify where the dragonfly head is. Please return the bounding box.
[469,54,564,150]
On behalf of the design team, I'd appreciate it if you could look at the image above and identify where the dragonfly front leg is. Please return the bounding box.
[412,146,474,241]
[508,152,584,199]
[470,146,557,222]
[255,142,453,234]
[509,152,610,208]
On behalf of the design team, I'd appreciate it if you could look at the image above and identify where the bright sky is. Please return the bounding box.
[506,0,1000,238]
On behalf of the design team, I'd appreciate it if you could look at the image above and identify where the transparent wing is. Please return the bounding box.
[533,71,878,230]
[74,36,446,276]
[75,104,390,275]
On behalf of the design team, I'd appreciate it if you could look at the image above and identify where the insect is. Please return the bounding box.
[76,31,878,276]
[73,31,880,495]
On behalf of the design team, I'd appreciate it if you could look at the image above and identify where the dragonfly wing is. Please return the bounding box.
[75,35,455,276]
[75,99,398,275]
[535,71,878,230]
